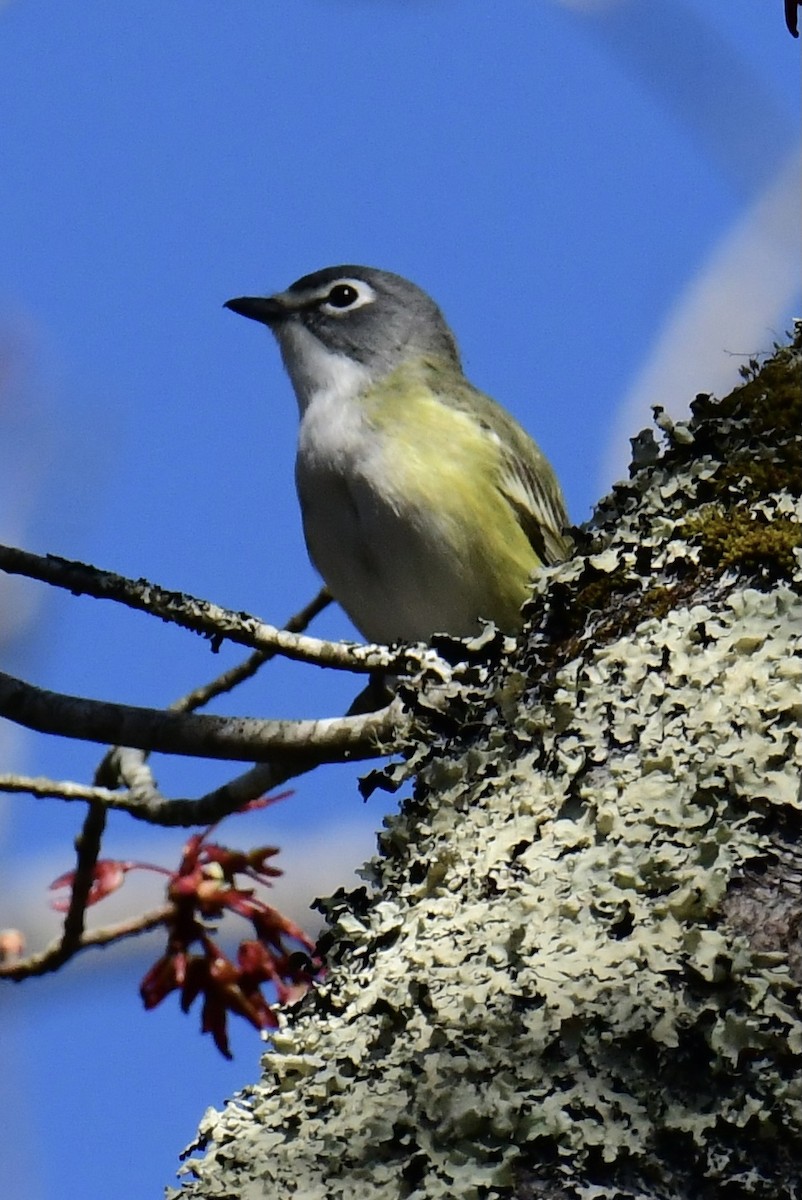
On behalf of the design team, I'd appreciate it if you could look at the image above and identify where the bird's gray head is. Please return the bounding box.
[225,266,462,410]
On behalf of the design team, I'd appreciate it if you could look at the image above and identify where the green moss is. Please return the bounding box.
[536,338,802,661]
[574,568,638,616]
[713,444,802,501]
[735,353,801,431]
[684,505,801,578]
[690,331,802,437]
[636,584,680,622]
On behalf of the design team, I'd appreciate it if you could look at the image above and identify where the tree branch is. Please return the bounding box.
[52,801,108,970]
[0,773,128,805]
[0,904,175,981]
[91,586,333,795]
[0,544,401,673]
[121,759,320,827]
[0,750,364,826]
[0,670,407,764]
[171,587,332,714]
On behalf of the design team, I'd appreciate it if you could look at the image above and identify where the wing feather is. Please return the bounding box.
[498,442,571,565]
[401,359,572,566]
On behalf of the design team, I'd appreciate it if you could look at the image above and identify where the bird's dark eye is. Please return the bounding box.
[326,283,359,308]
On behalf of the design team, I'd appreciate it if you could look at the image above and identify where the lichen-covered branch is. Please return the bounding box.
[171,336,802,1200]
[0,544,399,672]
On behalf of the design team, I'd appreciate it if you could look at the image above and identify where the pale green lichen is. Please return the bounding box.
[171,338,802,1199]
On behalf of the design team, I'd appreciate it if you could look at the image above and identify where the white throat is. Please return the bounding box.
[278,322,373,414]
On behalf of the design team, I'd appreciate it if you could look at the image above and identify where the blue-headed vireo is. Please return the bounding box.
[225,266,570,645]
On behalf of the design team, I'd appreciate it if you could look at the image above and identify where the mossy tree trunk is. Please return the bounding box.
[171,333,802,1200]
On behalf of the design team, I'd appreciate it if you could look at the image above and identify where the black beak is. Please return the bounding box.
[223,295,288,325]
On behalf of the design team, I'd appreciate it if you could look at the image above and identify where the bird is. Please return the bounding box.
[225,266,570,647]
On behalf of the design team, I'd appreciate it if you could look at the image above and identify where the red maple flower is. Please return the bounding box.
[51,795,323,1056]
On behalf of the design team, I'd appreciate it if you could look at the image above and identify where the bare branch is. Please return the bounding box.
[59,802,107,963]
[0,904,174,981]
[0,544,396,673]
[172,587,332,714]
[0,671,407,763]
[0,773,126,805]
[0,757,325,826]
[0,801,113,982]
[92,588,333,794]
[124,760,318,827]
[0,667,408,827]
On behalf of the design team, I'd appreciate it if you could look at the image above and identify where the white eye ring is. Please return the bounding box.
[318,279,376,316]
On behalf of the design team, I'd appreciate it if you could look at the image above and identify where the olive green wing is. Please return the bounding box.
[451,381,571,566]
[498,439,571,564]
[414,359,571,566]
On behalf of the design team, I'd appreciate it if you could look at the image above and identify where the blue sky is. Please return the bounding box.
[0,2,798,1197]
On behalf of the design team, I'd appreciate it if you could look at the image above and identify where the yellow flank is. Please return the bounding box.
[365,359,540,634]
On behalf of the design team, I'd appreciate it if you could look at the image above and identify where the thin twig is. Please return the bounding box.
[1,800,111,981]
[92,587,332,792]
[63,804,107,953]
[0,773,126,805]
[131,760,317,827]
[173,587,332,714]
[0,904,175,980]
